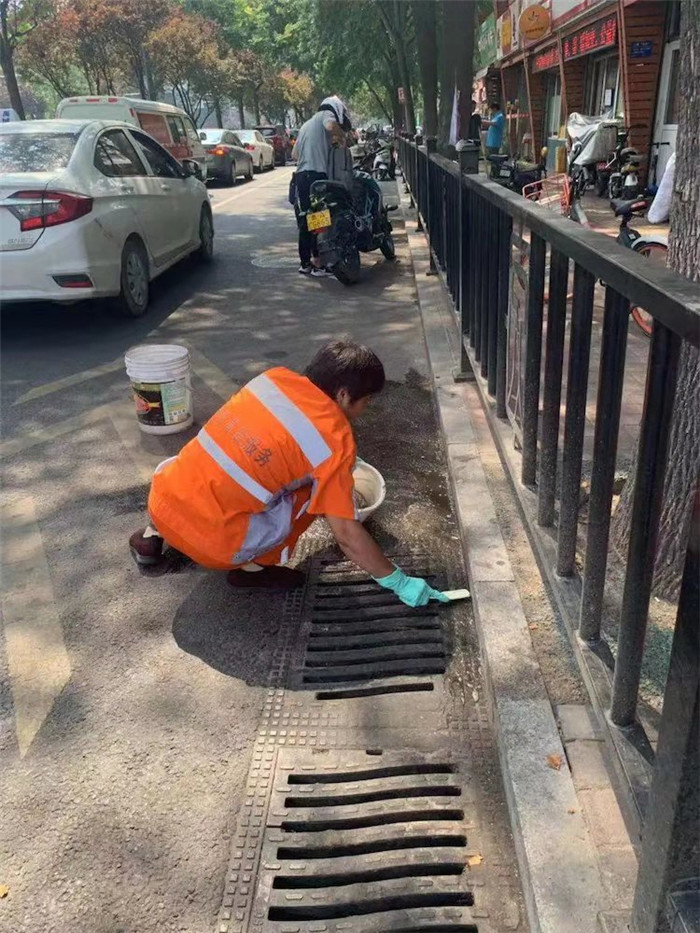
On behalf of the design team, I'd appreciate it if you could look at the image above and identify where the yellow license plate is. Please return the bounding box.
[307,209,331,231]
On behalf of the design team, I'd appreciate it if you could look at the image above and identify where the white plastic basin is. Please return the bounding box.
[352,459,386,522]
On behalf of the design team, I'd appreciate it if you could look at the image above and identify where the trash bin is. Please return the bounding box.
[458,142,480,174]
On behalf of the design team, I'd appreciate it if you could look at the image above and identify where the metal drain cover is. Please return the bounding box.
[292,560,449,690]
[250,750,479,931]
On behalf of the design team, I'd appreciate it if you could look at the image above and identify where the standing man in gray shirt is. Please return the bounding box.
[293,96,350,278]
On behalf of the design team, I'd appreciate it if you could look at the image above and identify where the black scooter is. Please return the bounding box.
[307,155,397,285]
[488,147,547,195]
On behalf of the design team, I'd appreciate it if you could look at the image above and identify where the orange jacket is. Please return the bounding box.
[148,367,357,569]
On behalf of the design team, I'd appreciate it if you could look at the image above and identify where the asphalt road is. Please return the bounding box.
[0,168,468,932]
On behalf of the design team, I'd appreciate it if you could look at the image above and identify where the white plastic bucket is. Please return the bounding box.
[125,344,193,435]
[352,459,386,522]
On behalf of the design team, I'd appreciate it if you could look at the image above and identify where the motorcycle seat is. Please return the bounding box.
[488,154,510,165]
[311,178,351,197]
[611,197,650,218]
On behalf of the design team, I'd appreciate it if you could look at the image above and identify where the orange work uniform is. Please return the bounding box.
[148,367,357,570]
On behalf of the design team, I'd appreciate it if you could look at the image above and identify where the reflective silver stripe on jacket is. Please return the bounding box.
[247,374,332,467]
[196,428,273,504]
[232,494,294,564]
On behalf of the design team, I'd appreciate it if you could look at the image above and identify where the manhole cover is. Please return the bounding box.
[251,252,300,268]
[292,559,449,689]
[251,750,478,931]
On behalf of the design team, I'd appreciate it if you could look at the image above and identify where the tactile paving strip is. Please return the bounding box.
[215,557,523,933]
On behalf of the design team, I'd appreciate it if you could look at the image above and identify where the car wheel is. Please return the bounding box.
[270,157,276,171]
[225,162,235,187]
[196,206,214,263]
[116,237,149,318]
[246,161,254,180]
[255,157,263,174]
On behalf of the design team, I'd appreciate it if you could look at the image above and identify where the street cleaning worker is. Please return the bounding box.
[129,339,449,608]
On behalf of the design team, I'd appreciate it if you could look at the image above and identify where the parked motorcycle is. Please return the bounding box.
[566,113,618,199]
[372,140,394,180]
[307,152,397,285]
[488,147,548,195]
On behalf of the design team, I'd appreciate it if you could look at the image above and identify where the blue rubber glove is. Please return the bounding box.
[374,567,450,608]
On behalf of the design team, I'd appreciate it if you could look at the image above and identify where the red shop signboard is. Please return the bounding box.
[562,15,617,61]
[532,45,560,72]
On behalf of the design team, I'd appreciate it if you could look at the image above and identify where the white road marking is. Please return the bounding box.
[211,170,286,211]
[1,497,71,758]
[0,407,106,460]
[13,357,124,406]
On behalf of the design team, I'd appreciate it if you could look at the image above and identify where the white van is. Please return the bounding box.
[56,97,207,180]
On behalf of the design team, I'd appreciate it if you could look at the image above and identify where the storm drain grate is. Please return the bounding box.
[254,752,479,932]
[295,560,449,690]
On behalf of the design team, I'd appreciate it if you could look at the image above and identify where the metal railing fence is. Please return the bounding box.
[398,134,700,933]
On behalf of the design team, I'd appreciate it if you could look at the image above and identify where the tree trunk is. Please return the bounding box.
[376,0,416,133]
[214,97,223,126]
[454,0,476,139]
[438,0,459,144]
[0,39,25,119]
[364,79,392,123]
[412,0,438,137]
[611,6,700,600]
[253,88,260,125]
[237,97,245,128]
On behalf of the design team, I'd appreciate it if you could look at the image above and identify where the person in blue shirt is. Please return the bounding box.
[484,102,505,157]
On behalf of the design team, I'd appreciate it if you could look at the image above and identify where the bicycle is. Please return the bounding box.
[611,196,668,336]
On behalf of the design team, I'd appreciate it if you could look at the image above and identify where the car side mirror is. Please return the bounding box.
[182,158,202,180]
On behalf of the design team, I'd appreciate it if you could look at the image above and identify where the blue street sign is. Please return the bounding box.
[630,41,653,59]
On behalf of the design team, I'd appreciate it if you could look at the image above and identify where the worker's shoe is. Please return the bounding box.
[129,527,165,567]
[227,566,306,591]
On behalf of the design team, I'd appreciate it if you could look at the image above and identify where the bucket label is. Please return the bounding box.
[132,379,190,427]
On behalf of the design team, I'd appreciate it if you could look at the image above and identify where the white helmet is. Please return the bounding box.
[320,95,351,130]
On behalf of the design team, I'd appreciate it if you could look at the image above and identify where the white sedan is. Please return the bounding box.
[236,129,275,173]
[0,119,213,317]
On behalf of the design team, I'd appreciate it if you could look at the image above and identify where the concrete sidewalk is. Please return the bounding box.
[400,189,639,933]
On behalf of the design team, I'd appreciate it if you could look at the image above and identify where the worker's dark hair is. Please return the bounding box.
[305,339,385,402]
[490,100,500,110]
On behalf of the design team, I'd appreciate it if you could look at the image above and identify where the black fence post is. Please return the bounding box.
[479,205,491,377]
[557,265,595,576]
[630,491,699,933]
[521,233,546,487]
[578,287,630,643]
[456,179,472,381]
[425,137,437,274]
[610,323,682,726]
[472,195,482,360]
[495,211,512,419]
[537,249,569,527]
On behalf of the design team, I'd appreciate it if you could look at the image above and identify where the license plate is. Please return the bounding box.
[307,209,331,231]
[500,168,511,178]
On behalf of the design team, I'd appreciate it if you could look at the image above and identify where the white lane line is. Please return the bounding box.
[0,407,107,460]
[13,357,124,406]
[1,497,71,758]
[211,170,287,211]
[0,349,238,460]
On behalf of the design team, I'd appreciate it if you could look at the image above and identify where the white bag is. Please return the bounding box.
[648,151,675,224]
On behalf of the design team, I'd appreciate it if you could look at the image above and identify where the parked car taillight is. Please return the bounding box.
[213,147,227,156]
[8,190,93,232]
[244,143,254,151]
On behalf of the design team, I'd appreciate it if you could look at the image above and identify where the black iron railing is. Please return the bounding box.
[399,135,700,933]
